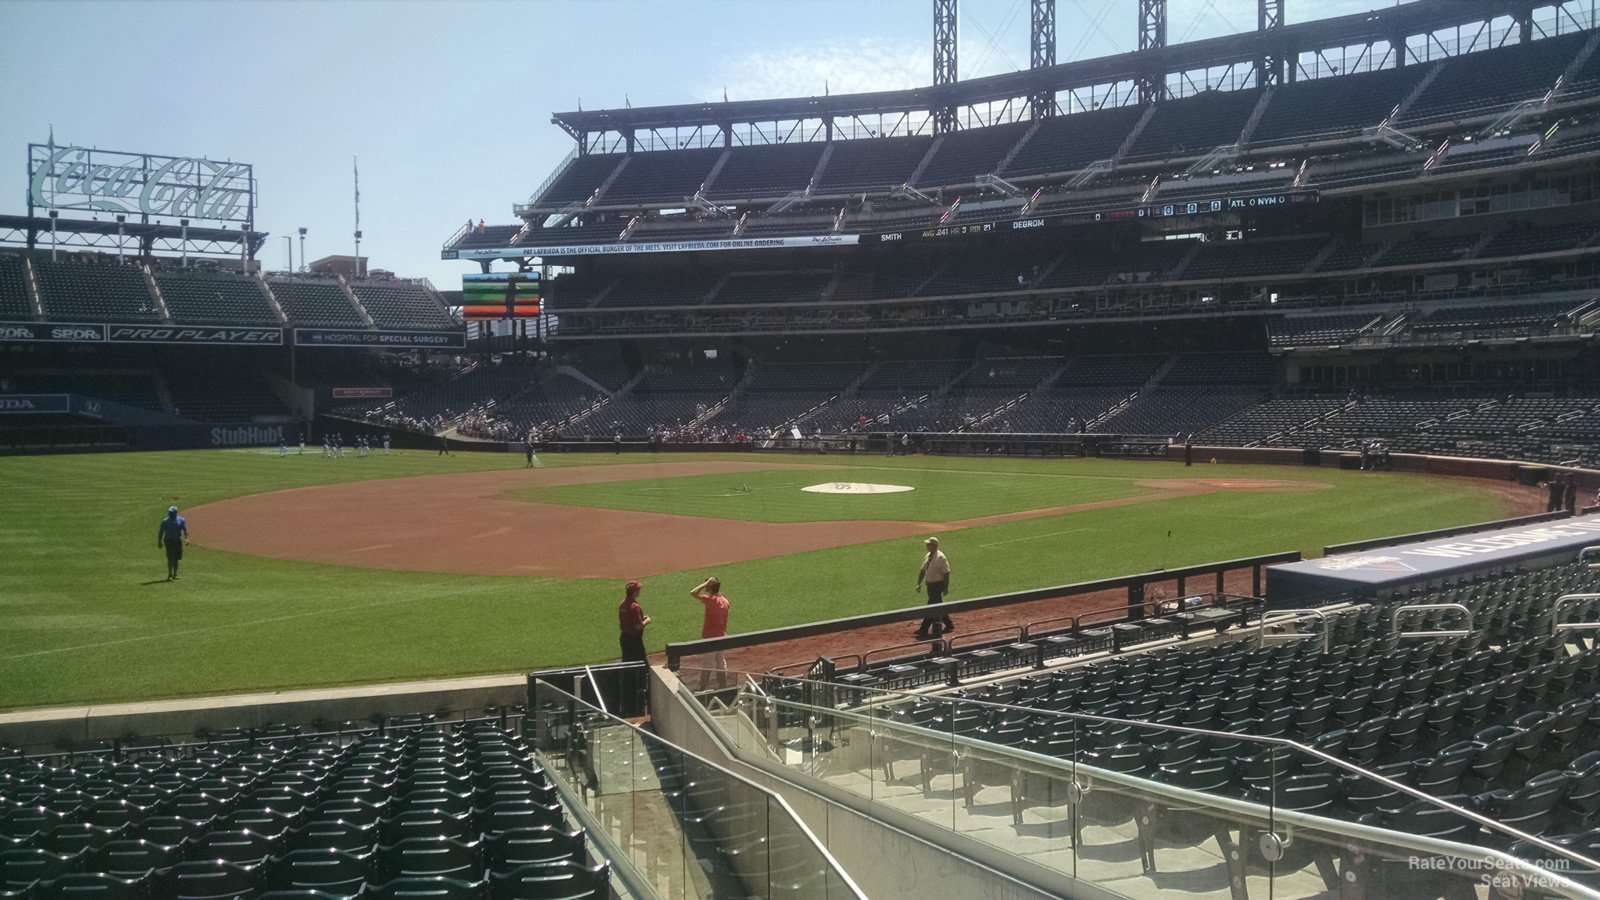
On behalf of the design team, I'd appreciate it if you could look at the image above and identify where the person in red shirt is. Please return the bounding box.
[618,580,650,664]
[688,576,730,690]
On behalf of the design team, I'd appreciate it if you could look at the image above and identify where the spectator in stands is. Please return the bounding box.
[477,219,486,233]
[915,537,954,639]
[687,577,730,689]
[157,506,189,582]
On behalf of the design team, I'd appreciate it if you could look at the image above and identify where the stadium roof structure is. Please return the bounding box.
[551,0,1554,138]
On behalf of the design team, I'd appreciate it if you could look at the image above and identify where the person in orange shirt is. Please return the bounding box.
[689,576,730,689]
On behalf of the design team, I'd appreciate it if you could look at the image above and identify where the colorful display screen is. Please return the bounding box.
[461,272,540,320]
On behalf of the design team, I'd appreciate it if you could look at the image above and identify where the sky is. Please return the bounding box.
[0,0,1388,287]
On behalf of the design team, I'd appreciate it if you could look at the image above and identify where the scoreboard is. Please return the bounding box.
[462,272,540,321]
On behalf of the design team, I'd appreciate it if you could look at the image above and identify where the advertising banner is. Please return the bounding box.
[867,191,1321,245]
[331,387,393,400]
[447,234,860,260]
[1267,516,1600,604]
[29,142,254,224]
[0,322,284,345]
[105,325,282,345]
[0,322,106,343]
[0,394,70,414]
[295,328,466,349]
[207,423,286,447]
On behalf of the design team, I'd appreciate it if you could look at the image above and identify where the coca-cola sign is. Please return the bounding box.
[28,143,253,223]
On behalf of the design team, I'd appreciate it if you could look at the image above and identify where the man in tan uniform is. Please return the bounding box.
[915,537,954,639]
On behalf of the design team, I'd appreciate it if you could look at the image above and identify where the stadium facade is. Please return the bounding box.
[428,0,1600,468]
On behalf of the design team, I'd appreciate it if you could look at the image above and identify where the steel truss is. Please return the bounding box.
[934,0,959,133]
[546,2,1593,154]
[1293,42,1399,82]
[1138,0,1168,103]
[0,215,266,260]
[1259,0,1285,86]
[1030,0,1057,119]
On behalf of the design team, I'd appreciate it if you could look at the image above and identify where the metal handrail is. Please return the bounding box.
[1552,594,1600,633]
[767,660,817,679]
[743,671,1600,879]
[943,625,1024,653]
[1582,546,1600,569]
[862,642,936,669]
[582,666,608,715]
[1256,608,1330,653]
[1023,614,1077,639]
[1390,602,1473,639]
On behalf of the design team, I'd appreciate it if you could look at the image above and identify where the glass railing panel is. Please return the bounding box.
[1242,759,1600,900]
[717,672,1600,900]
[532,677,865,900]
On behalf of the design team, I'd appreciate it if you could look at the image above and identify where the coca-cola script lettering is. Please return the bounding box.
[30,146,251,222]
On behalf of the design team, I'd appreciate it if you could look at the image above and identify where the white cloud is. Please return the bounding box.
[695,1,1404,105]
[699,39,927,103]
[1172,0,1400,43]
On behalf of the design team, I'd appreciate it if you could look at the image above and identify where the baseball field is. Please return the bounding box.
[0,447,1537,711]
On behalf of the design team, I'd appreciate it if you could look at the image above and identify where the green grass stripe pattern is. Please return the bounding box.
[0,450,1514,709]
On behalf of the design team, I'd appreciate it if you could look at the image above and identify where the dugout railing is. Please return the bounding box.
[664,552,1298,672]
[758,593,1267,693]
[1322,510,1578,556]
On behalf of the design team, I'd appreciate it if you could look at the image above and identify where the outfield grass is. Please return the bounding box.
[0,449,1517,710]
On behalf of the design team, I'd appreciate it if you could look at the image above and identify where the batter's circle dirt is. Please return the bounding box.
[189,461,1326,580]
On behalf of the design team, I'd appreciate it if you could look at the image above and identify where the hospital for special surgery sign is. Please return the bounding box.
[28,143,253,223]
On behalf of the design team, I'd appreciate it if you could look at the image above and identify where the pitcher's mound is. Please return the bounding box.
[801,482,915,494]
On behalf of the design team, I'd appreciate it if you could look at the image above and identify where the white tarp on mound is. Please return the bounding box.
[801,482,915,494]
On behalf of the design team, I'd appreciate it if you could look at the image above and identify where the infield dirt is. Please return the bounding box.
[192,460,1328,579]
